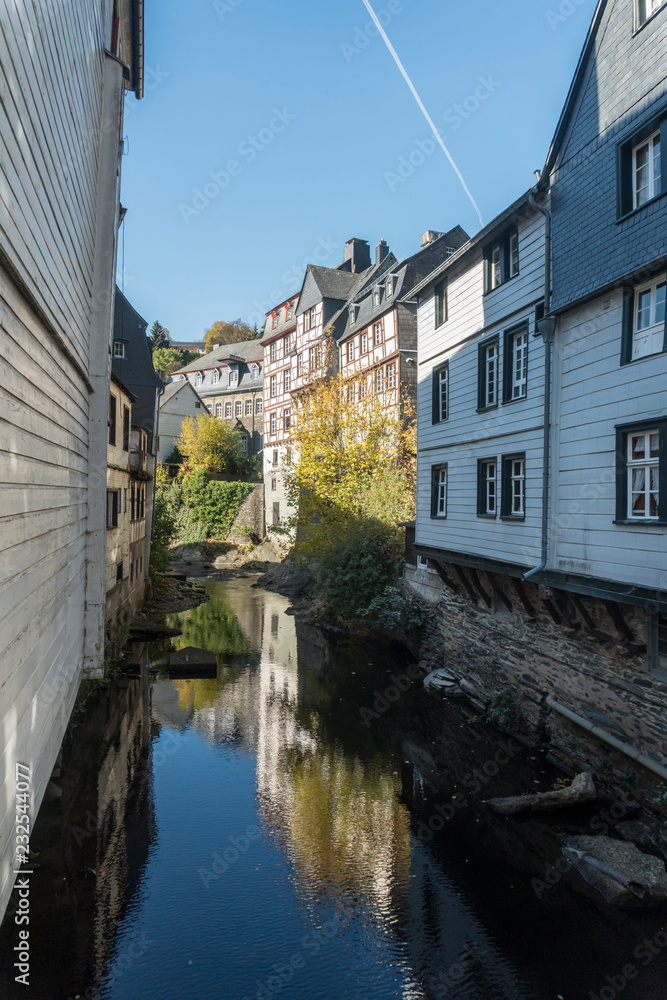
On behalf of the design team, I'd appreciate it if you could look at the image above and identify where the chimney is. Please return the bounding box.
[375,240,390,266]
[344,238,372,274]
[422,230,444,248]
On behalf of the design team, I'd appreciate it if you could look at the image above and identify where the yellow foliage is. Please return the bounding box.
[176,414,248,474]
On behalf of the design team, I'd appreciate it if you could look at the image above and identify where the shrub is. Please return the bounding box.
[316,519,402,619]
[488,687,521,733]
[181,471,253,539]
[150,487,175,577]
[359,585,430,630]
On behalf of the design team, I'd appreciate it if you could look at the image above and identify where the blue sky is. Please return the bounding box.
[119,0,598,341]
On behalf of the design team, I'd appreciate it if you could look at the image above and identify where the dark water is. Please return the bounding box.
[2,577,667,1000]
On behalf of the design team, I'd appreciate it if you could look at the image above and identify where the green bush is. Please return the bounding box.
[316,519,402,619]
[150,487,175,577]
[181,471,253,539]
[488,687,521,733]
[359,585,429,630]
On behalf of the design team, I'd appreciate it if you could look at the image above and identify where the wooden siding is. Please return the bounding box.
[416,209,547,568]
[552,289,667,589]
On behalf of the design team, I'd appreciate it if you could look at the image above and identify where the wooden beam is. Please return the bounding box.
[431,560,460,594]
[569,593,616,645]
[469,568,492,608]
[552,589,582,632]
[485,571,513,613]
[453,564,479,605]
[603,600,634,644]
[543,598,563,626]
[511,578,537,617]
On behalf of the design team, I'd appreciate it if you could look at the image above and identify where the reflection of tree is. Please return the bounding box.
[172,675,235,714]
[281,748,412,912]
[166,600,250,662]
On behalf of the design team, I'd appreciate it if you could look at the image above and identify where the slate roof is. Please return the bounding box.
[174,338,264,374]
[112,288,163,434]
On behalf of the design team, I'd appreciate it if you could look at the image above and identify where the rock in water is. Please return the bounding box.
[562,835,667,906]
[488,772,597,816]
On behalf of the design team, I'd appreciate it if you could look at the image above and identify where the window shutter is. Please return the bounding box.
[501,457,511,518]
[430,466,438,518]
[620,286,635,365]
[618,141,633,218]
[432,368,440,424]
[502,330,512,403]
[476,460,485,517]
[477,343,485,410]
[615,427,627,522]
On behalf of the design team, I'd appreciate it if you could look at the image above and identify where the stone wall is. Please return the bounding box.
[405,565,667,803]
[230,483,265,540]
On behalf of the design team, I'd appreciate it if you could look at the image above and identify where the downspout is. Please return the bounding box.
[524,190,554,582]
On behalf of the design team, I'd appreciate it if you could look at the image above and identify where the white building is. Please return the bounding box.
[0,0,143,919]
[157,380,207,464]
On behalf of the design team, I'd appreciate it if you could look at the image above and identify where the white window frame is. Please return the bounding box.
[195,372,204,387]
[511,330,528,400]
[256,398,263,414]
[491,245,501,290]
[387,362,396,390]
[270,375,277,398]
[436,363,448,422]
[297,353,304,375]
[510,459,525,517]
[270,342,277,363]
[245,399,252,416]
[637,0,667,28]
[212,369,220,385]
[373,287,381,308]
[270,412,277,434]
[347,341,355,363]
[361,332,368,355]
[433,465,448,518]
[229,369,239,387]
[375,367,384,393]
[373,321,383,346]
[510,232,519,278]
[283,407,291,431]
[482,460,497,517]
[627,429,660,520]
[215,403,222,418]
[483,341,498,408]
[225,402,232,417]
[235,401,242,417]
[633,128,661,207]
[284,369,291,392]
[113,341,125,358]
[251,364,259,379]
[633,273,666,359]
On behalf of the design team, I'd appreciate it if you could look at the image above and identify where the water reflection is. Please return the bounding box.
[3,578,667,1000]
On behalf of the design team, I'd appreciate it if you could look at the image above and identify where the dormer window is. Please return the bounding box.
[195,372,204,387]
[272,311,278,331]
[212,369,220,385]
[373,287,381,308]
[287,302,294,320]
[386,275,395,297]
[229,369,239,387]
[113,341,125,358]
[251,363,260,379]
[349,304,358,324]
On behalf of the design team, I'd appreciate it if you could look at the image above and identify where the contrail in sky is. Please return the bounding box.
[360,0,484,227]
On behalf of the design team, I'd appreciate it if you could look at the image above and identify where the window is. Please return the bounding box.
[501,455,526,519]
[251,364,260,379]
[207,405,213,413]
[619,116,665,216]
[270,342,277,363]
[284,333,293,353]
[271,478,277,491]
[124,489,128,514]
[297,353,304,376]
[347,341,355,363]
[622,275,667,362]
[235,401,242,417]
[434,279,448,327]
[484,227,519,292]
[271,311,277,331]
[270,412,277,434]
[270,375,277,397]
[375,367,384,393]
[386,275,395,297]
[303,306,316,332]
[430,465,448,518]
[245,399,252,416]
[373,286,381,308]
[477,459,497,517]
[131,484,135,520]
[229,369,239,387]
[284,369,291,392]
[387,362,396,389]
[361,332,368,355]
[373,321,383,346]
[213,369,220,385]
[359,378,367,400]
[108,394,116,446]
[116,562,123,584]
[478,337,499,410]
[308,347,315,369]
[287,302,294,320]
[122,406,130,452]
[637,0,667,28]
[273,450,279,467]
[432,362,449,423]
[215,403,222,417]
[240,435,248,453]
[106,489,119,529]
[113,341,125,358]
[349,304,358,325]
[286,447,292,464]
[225,402,232,417]
[283,408,291,431]
[256,397,263,415]
[273,502,281,526]
[503,325,528,402]
[616,421,667,522]
[195,372,203,387]
[195,402,201,409]
[647,612,667,678]
[140,487,145,519]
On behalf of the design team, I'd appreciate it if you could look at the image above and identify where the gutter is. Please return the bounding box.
[523,190,554,582]
[132,0,144,100]
[546,696,667,781]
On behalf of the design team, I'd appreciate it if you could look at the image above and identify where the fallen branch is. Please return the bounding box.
[488,772,597,816]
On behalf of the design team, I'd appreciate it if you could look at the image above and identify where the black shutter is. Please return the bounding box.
[477,344,485,410]
[620,286,635,365]
[430,466,438,518]
[535,302,545,335]
[618,140,633,218]
[477,460,485,517]
[500,457,511,518]
[502,331,512,403]
[662,118,667,197]
[615,428,627,521]
[660,423,667,523]
[432,368,440,424]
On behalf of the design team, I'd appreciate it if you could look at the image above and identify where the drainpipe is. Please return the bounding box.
[546,696,667,781]
[524,190,554,583]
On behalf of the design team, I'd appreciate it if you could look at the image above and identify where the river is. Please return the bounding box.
[1,576,666,1000]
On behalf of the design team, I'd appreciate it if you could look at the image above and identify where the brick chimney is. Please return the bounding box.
[344,238,372,273]
[375,240,390,265]
[422,230,444,247]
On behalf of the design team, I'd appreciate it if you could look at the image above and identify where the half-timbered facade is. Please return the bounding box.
[261,294,299,530]
[175,340,264,458]
[0,0,143,920]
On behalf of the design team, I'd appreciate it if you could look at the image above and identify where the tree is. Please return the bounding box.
[177,414,249,475]
[203,318,258,355]
[152,347,189,378]
[150,321,169,352]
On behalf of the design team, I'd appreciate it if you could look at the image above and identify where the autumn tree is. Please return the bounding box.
[203,318,258,355]
[152,348,189,379]
[150,321,169,352]
[177,414,249,475]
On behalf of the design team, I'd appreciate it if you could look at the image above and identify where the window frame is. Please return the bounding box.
[386,362,397,390]
[477,458,498,519]
[633,127,662,208]
[431,362,449,424]
[270,374,277,398]
[621,278,667,364]
[618,113,666,217]
[122,405,130,452]
[235,401,242,417]
[434,278,448,328]
[225,402,232,418]
[270,342,277,363]
[284,368,291,392]
[113,341,125,358]
[106,489,119,529]
[483,227,519,293]
[503,323,529,404]
[430,464,448,519]
[270,411,277,434]
[245,399,252,416]
[283,407,291,431]
[373,320,384,346]
[108,394,117,446]
[360,332,368,355]
[255,397,263,415]
[615,418,667,524]
[195,372,204,387]
[215,403,222,418]
[636,0,667,30]
[477,336,499,411]
[501,454,526,520]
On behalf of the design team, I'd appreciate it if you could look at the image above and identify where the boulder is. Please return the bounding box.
[562,835,667,906]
